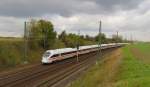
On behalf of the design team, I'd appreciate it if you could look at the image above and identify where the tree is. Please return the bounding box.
[85,35,95,41]
[111,34,123,43]
[58,30,67,42]
[66,33,78,48]
[95,33,107,44]
[29,19,56,49]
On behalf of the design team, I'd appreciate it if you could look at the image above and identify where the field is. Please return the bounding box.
[116,43,150,87]
[68,43,150,87]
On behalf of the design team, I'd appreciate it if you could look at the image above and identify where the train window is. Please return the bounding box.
[43,52,51,57]
[51,54,59,58]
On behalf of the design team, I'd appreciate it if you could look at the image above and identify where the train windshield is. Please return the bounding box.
[43,52,51,57]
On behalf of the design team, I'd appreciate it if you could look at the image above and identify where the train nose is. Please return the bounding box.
[42,57,49,63]
[42,57,52,64]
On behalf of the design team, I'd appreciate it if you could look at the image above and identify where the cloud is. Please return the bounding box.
[0,16,24,37]
[0,0,150,41]
[48,5,150,41]
[0,0,143,17]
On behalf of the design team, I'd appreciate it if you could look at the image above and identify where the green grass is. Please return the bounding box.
[0,40,24,67]
[115,44,150,87]
[132,43,150,54]
[0,39,43,70]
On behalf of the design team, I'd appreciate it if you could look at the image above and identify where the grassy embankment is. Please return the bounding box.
[68,43,150,87]
[0,38,44,70]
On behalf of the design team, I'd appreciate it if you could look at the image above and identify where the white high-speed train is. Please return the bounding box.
[41,43,123,64]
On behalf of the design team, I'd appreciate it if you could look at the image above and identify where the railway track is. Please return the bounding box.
[37,52,99,87]
[0,46,121,87]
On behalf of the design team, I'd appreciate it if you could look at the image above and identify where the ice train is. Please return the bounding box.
[41,43,124,64]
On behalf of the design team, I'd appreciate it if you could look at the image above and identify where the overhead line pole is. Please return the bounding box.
[96,20,102,65]
[77,30,80,62]
[24,21,28,64]
[99,21,102,56]
[116,31,118,44]
[130,34,133,44]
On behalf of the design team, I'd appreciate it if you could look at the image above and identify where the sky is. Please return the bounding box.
[0,0,150,41]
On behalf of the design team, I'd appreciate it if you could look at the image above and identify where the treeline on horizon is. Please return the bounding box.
[25,19,128,50]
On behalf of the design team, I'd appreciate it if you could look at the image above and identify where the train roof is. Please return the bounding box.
[46,48,76,55]
[44,43,126,56]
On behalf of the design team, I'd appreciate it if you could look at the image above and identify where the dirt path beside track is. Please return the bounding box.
[97,48,123,87]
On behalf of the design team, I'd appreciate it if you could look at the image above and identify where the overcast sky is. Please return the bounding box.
[0,0,150,41]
